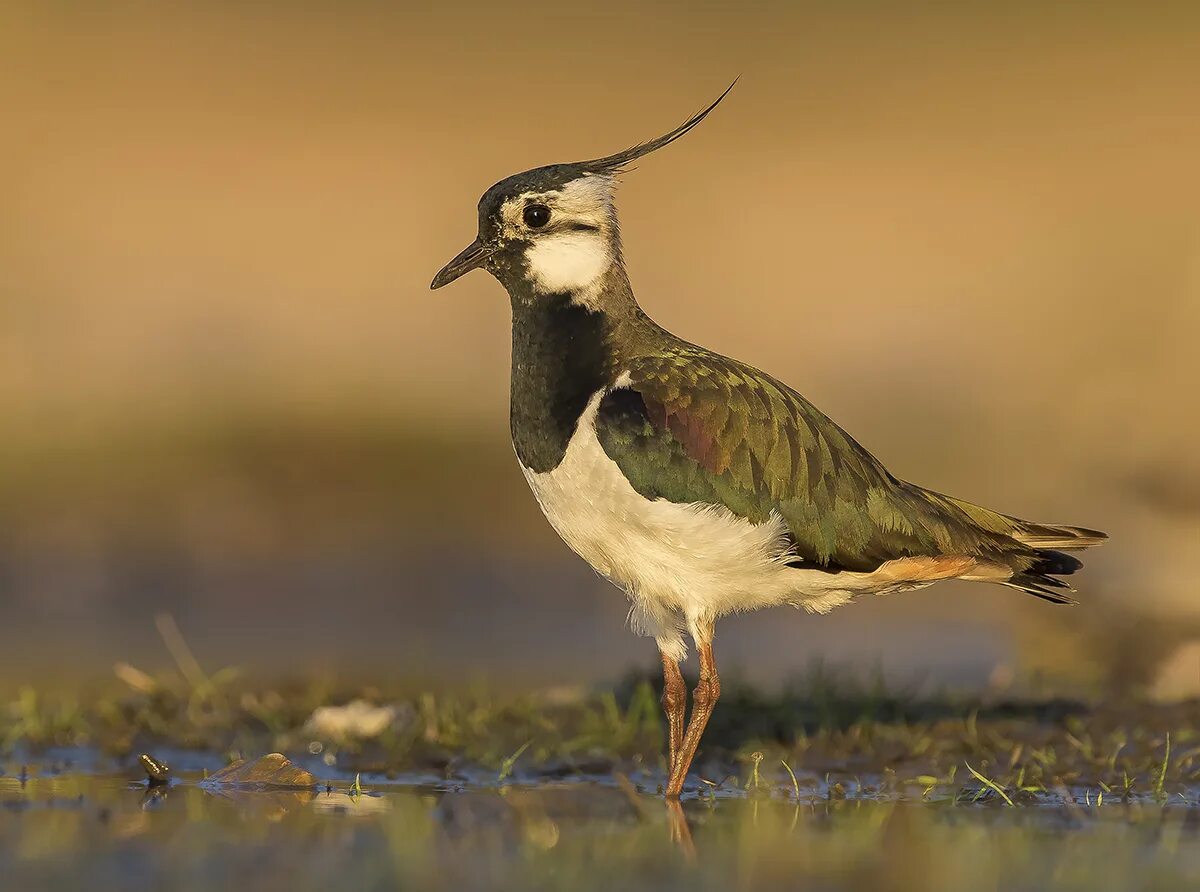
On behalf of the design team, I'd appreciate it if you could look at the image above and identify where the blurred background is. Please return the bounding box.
[1,1,1197,696]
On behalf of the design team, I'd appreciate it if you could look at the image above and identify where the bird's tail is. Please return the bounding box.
[938,496,1108,605]
[1002,518,1107,604]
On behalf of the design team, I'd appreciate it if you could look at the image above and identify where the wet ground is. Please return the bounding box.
[2,756,1199,892]
[4,673,1200,891]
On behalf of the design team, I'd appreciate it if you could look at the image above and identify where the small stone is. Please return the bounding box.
[202,753,317,789]
[138,753,171,786]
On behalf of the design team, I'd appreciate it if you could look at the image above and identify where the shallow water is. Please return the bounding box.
[3,756,1199,892]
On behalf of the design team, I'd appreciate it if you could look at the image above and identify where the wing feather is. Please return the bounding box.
[595,349,1019,572]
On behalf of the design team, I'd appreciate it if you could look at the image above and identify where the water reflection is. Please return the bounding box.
[2,771,1199,891]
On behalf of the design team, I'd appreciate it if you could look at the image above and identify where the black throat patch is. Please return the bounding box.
[509,290,614,473]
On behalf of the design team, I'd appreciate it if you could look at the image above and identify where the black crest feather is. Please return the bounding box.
[579,79,738,173]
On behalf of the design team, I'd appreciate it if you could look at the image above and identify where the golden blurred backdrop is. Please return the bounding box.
[1,2,1197,691]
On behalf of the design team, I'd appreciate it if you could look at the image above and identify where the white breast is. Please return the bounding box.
[518,379,866,661]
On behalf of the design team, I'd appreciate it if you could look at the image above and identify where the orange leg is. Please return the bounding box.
[660,651,687,778]
[665,638,720,798]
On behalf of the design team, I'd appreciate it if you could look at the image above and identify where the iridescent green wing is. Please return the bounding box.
[595,348,1005,572]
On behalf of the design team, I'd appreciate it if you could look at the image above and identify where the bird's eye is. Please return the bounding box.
[523,204,551,229]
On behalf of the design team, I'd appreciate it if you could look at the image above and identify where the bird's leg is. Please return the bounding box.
[665,635,720,798]
[660,650,687,777]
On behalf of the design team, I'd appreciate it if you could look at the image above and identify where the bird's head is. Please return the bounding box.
[430,82,736,307]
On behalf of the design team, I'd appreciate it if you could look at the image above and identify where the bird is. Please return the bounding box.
[430,83,1106,798]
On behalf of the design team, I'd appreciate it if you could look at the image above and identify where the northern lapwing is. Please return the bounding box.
[430,83,1106,798]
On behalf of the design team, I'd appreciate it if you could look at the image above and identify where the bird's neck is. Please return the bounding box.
[506,265,663,472]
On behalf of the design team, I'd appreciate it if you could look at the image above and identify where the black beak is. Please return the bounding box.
[430,238,493,290]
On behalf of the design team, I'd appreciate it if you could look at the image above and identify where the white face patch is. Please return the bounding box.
[496,174,620,304]
[525,230,612,295]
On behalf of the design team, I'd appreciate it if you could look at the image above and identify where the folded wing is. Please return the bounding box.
[595,348,1103,596]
